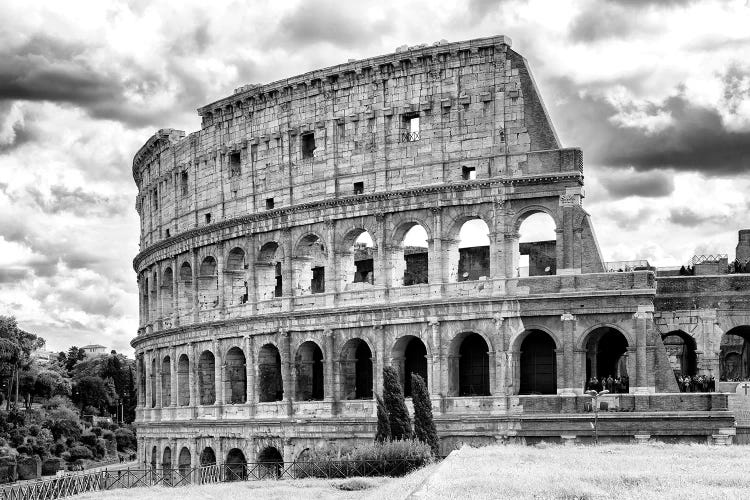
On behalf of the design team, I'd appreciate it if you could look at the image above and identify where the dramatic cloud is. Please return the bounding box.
[597,168,675,199]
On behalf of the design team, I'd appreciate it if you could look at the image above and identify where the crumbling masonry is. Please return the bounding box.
[132,35,750,469]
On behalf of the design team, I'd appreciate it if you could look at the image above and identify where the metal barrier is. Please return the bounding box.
[0,459,425,500]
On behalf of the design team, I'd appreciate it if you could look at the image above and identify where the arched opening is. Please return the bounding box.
[340,338,373,400]
[162,446,172,471]
[585,327,629,391]
[720,326,750,381]
[177,354,190,406]
[225,247,248,306]
[295,341,324,401]
[341,230,375,289]
[517,212,557,277]
[258,446,283,479]
[161,267,173,318]
[225,448,246,481]
[519,330,557,394]
[161,355,172,406]
[294,235,327,295]
[198,350,216,405]
[662,331,698,378]
[178,447,191,481]
[200,447,216,466]
[393,224,429,286]
[256,242,284,299]
[178,262,193,318]
[150,446,157,472]
[150,358,157,408]
[392,336,428,397]
[453,219,490,282]
[258,344,283,402]
[456,333,490,396]
[225,347,247,404]
[198,256,218,310]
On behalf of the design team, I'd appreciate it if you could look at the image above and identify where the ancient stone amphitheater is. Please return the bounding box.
[131,35,750,471]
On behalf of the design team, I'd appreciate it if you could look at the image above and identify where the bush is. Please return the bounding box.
[80,432,97,447]
[8,428,26,448]
[67,445,92,461]
[94,439,107,459]
[28,424,41,437]
[101,430,115,441]
[300,440,432,478]
[375,394,391,443]
[90,427,102,437]
[50,419,81,442]
[50,443,66,457]
[382,367,412,440]
[411,374,440,457]
[114,428,135,452]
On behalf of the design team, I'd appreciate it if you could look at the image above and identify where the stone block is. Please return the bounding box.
[16,455,41,480]
[0,456,17,484]
[42,457,62,476]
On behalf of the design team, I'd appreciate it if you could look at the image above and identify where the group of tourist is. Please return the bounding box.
[676,374,716,392]
[585,375,629,393]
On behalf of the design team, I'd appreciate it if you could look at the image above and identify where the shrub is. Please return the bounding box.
[50,443,66,457]
[68,445,92,461]
[50,419,81,442]
[411,374,440,457]
[94,438,107,459]
[300,440,431,478]
[90,427,102,437]
[80,432,97,447]
[8,428,26,448]
[382,367,411,440]
[335,478,376,491]
[114,428,136,452]
[28,424,41,437]
[101,430,115,442]
[375,394,391,443]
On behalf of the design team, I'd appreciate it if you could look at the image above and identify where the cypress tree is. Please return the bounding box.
[375,393,391,443]
[411,374,440,457]
[382,366,412,440]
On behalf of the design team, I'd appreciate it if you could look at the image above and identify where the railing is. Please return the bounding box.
[603,260,653,272]
[691,254,728,265]
[400,131,421,142]
[0,460,425,500]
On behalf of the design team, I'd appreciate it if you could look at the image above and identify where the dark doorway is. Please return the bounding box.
[200,447,216,466]
[519,330,557,394]
[720,326,750,381]
[340,339,373,399]
[258,446,283,479]
[225,449,246,481]
[458,333,490,396]
[403,337,428,397]
[662,331,698,377]
[585,328,629,381]
[258,344,283,402]
[295,341,324,401]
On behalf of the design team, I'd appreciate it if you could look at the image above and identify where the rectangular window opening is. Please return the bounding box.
[353,182,364,195]
[181,171,188,196]
[311,266,325,294]
[250,144,258,162]
[205,213,212,224]
[401,114,421,142]
[165,229,171,238]
[462,166,477,180]
[266,198,275,210]
[229,152,241,177]
[274,262,283,297]
[301,132,316,159]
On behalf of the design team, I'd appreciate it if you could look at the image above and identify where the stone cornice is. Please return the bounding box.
[132,171,583,270]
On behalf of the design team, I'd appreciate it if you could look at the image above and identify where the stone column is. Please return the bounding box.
[491,201,508,279]
[428,207,443,286]
[324,220,337,304]
[560,314,577,395]
[155,349,163,409]
[281,329,293,416]
[171,256,179,327]
[324,329,336,413]
[170,346,178,407]
[247,234,258,315]
[493,316,507,395]
[213,340,223,406]
[282,230,293,297]
[188,342,197,407]
[504,232,519,278]
[375,213,386,289]
[144,350,153,409]
[245,335,256,410]
[429,320,442,396]
[633,308,654,394]
[217,242,226,315]
[192,250,200,322]
[155,268,162,326]
[373,325,385,397]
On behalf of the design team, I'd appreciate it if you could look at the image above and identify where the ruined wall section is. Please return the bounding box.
[133,35,581,252]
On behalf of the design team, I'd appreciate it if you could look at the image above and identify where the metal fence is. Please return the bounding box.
[0,459,424,500]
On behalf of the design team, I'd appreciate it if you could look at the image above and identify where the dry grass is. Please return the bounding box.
[411,443,750,499]
[71,444,750,500]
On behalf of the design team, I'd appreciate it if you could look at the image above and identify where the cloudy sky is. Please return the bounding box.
[1,0,749,354]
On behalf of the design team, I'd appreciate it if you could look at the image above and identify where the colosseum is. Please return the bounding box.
[131,35,750,470]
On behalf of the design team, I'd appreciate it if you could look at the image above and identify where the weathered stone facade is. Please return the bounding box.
[131,35,744,466]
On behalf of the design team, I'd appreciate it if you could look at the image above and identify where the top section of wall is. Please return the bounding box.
[131,34,576,251]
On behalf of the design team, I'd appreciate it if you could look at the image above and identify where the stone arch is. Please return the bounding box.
[720,325,750,381]
[177,354,190,406]
[225,247,248,306]
[448,331,491,396]
[258,343,283,402]
[512,204,561,233]
[178,447,191,480]
[516,210,558,277]
[390,221,430,287]
[391,335,429,397]
[446,216,492,283]
[200,447,216,466]
[338,227,377,289]
[161,267,173,317]
[662,330,698,378]
[295,341,324,401]
[256,241,284,299]
[225,346,247,404]
[339,338,373,400]
[161,355,172,406]
[225,448,246,481]
[293,234,327,295]
[150,358,157,408]
[583,326,630,389]
[178,261,193,318]
[162,446,172,470]
[509,325,561,353]
[198,350,216,405]
[198,256,218,310]
[518,330,557,395]
[257,446,283,479]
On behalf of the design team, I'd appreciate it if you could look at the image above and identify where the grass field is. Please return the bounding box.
[73,444,750,499]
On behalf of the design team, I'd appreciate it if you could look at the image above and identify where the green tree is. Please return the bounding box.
[411,374,440,457]
[73,376,115,414]
[375,393,391,443]
[0,315,44,409]
[64,346,86,373]
[382,366,412,440]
